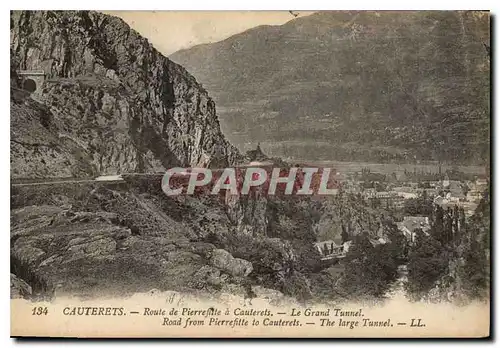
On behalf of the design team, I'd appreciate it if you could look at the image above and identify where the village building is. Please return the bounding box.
[367,191,405,209]
[314,240,351,260]
[392,186,419,199]
[396,216,431,242]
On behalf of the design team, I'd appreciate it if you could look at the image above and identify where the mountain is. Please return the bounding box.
[170,11,490,165]
[9,10,324,302]
[10,10,241,179]
[9,10,299,301]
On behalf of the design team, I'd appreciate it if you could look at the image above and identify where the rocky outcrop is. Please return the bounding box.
[208,249,253,277]
[314,194,386,243]
[9,10,371,303]
[10,198,210,298]
[10,10,241,178]
[10,180,315,300]
[224,192,269,236]
[11,273,32,299]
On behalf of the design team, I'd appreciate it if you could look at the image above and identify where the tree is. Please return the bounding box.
[406,229,449,299]
[459,207,466,238]
[341,224,350,244]
[456,193,490,299]
[371,197,381,209]
[444,208,454,245]
[458,238,488,299]
[403,192,433,216]
[340,233,399,299]
[384,221,408,261]
[431,205,445,243]
[323,243,330,256]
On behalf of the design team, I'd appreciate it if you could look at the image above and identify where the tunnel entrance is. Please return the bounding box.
[16,70,45,94]
[22,78,37,93]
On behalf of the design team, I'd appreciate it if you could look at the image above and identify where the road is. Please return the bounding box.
[11,175,125,187]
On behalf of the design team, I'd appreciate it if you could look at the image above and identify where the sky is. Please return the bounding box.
[103,11,315,56]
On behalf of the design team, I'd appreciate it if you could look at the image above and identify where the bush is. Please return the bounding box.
[406,230,449,299]
[339,233,399,299]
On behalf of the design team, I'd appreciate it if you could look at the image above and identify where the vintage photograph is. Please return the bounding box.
[10,10,490,337]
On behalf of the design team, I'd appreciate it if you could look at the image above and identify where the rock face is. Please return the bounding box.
[10,178,317,300]
[10,196,212,298]
[209,249,253,277]
[314,194,386,243]
[11,273,32,299]
[9,11,335,303]
[10,10,241,178]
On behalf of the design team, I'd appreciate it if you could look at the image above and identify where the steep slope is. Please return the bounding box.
[10,10,241,179]
[170,11,490,164]
[11,172,391,301]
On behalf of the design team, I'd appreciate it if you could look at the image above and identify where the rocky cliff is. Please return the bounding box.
[10,178,311,300]
[11,10,241,178]
[9,10,320,302]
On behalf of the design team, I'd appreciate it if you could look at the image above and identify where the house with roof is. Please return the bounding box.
[476,178,488,187]
[397,216,431,242]
[447,181,465,201]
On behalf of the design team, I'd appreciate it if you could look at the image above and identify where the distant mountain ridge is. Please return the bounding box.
[170,11,490,165]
